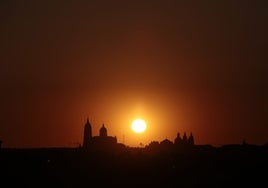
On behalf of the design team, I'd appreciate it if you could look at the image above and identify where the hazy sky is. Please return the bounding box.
[0,0,267,148]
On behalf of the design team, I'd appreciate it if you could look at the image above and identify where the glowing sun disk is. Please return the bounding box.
[131,119,147,133]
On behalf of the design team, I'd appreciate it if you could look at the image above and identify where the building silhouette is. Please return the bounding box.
[83,117,196,154]
[83,118,92,148]
[174,131,195,147]
[83,118,117,149]
[188,132,194,145]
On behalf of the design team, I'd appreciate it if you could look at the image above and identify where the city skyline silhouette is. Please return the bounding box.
[1,119,267,188]
[2,116,267,150]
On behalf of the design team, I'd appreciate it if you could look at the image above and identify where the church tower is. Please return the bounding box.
[174,132,182,145]
[83,118,92,148]
[182,132,188,144]
[188,132,194,145]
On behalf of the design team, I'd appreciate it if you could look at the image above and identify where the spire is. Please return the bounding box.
[183,132,187,143]
[83,118,92,148]
[174,131,182,145]
[177,132,181,139]
[188,132,194,145]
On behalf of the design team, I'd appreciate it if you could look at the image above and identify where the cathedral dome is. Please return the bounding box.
[100,124,107,137]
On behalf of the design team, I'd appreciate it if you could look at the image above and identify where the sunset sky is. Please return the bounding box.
[0,1,267,148]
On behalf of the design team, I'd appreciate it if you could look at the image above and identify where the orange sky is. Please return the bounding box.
[0,1,267,148]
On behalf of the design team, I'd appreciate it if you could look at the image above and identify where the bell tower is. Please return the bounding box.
[83,118,92,147]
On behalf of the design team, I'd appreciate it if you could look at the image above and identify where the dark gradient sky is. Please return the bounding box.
[0,0,267,148]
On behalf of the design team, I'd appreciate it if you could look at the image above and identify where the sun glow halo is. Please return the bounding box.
[131,119,147,133]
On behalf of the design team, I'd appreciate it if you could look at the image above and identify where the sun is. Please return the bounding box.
[131,119,147,133]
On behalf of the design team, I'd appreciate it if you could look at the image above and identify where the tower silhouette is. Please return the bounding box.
[82,118,117,149]
[182,132,188,143]
[83,118,92,148]
[188,132,194,145]
[174,132,182,145]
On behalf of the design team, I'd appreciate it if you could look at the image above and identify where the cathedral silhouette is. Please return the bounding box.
[83,118,117,149]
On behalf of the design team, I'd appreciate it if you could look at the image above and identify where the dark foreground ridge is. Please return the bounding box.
[1,143,268,188]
